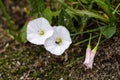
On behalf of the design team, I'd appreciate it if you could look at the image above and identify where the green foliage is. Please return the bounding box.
[81,0,89,4]
[18,24,27,43]
[94,0,115,22]
[79,15,89,32]
[43,7,53,24]
[1,0,119,45]
[58,9,76,32]
[94,0,112,16]
[0,0,13,28]
[58,0,117,39]
[93,0,116,39]
[68,0,77,2]
[100,26,116,39]
[52,10,61,18]
[0,0,16,38]
[29,0,45,16]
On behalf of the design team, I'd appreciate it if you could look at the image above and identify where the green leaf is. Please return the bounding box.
[43,7,52,24]
[94,0,112,15]
[94,0,115,22]
[66,9,108,22]
[68,0,77,2]
[81,0,89,4]
[100,26,116,39]
[18,24,27,43]
[58,9,76,32]
[52,10,61,17]
[79,14,89,32]
[29,0,45,16]
[58,0,108,22]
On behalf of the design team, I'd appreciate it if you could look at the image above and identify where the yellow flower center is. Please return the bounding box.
[55,38,62,44]
[40,30,44,35]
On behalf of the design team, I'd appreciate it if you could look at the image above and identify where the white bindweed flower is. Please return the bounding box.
[27,17,53,45]
[83,47,91,67]
[44,26,72,55]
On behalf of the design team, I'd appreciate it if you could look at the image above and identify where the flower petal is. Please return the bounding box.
[83,48,91,66]
[87,50,96,69]
[61,40,72,50]
[53,26,72,42]
[44,26,72,55]
[27,17,53,45]
[44,36,64,55]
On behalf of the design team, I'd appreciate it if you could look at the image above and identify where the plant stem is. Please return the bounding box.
[0,0,12,28]
[0,0,16,38]
[88,33,92,48]
[112,3,120,15]
[79,1,94,32]
[71,27,100,36]
[92,33,102,52]
[74,35,99,46]
[66,57,84,67]
[94,33,102,48]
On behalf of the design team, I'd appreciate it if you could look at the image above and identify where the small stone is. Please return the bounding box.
[34,59,41,68]
[17,61,21,66]
[112,76,114,79]
[59,78,64,80]
[0,73,2,77]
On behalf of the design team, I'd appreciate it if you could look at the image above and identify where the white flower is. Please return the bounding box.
[27,17,53,45]
[44,26,72,55]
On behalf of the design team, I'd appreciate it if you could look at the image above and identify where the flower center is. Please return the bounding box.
[55,38,62,44]
[39,30,44,35]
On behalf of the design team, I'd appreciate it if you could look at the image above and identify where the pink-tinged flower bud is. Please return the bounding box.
[83,47,91,67]
[84,33,101,69]
[87,49,96,69]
